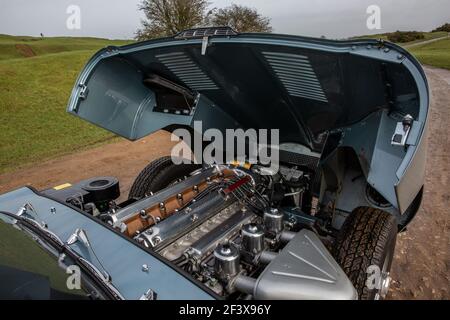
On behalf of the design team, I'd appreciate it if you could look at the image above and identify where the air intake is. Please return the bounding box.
[263,52,328,103]
[174,27,238,39]
[156,52,218,91]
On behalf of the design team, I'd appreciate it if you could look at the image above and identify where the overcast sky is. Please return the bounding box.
[0,0,449,39]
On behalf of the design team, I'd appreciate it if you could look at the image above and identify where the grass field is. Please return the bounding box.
[0,34,132,60]
[353,31,450,69]
[409,37,450,70]
[353,31,448,44]
[0,35,132,174]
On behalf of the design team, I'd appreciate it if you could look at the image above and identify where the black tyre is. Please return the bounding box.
[128,156,201,199]
[333,207,398,300]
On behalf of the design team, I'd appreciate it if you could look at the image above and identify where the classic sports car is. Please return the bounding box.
[0,27,428,300]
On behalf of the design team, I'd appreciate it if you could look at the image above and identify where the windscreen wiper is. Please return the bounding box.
[0,210,124,300]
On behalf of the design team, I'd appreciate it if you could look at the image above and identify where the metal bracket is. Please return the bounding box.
[201,36,209,55]
[66,228,111,281]
[139,288,157,300]
[391,114,413,147]
[78,83,89,100]
[67,228,91,247]
[16,203,47,228]
[17,203,36,217]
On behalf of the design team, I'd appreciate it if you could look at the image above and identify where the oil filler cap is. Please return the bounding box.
[82,177,120,203]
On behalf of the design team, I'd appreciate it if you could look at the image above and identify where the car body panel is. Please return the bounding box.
[0,31,431,300]
[0,187,214,300]
[67,34,424,146]
[66,32,428,214]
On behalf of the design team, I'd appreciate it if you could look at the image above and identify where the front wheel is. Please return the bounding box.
[128,156,201,199]
[333,207,398,300]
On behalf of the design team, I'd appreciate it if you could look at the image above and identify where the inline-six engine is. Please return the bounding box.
[102,165,356,299]
[45,164,356,299]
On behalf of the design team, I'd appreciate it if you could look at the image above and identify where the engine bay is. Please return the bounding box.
[43,161,356,299]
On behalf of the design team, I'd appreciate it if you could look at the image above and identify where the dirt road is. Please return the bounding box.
[404,34,449,48]
[0,67,448,299]
[0,130,177,203]
[387,66,450,299]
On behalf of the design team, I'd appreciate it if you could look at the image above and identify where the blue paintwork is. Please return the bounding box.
[0,187,214,300]
[0,32,430,300]
[66,32,429,214]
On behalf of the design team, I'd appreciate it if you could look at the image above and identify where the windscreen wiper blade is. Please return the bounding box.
[0,210,124,300]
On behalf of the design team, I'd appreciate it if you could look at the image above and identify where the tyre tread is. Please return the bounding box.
[128,157,201,199]
[333,207,397,299]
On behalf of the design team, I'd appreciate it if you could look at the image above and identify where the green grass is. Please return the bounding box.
[352,31,450,69]
[402,31,448,45]
[0,34,132,60]
[409,38,450,70]
[353,31,447,43]
[0,35,133,173]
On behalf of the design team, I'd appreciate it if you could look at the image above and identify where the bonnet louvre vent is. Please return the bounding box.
[174,27,238,39]
[263,52,328,103]
[156,52,218,91]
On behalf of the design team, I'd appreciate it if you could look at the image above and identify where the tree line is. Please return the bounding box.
[135,0,272,40]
